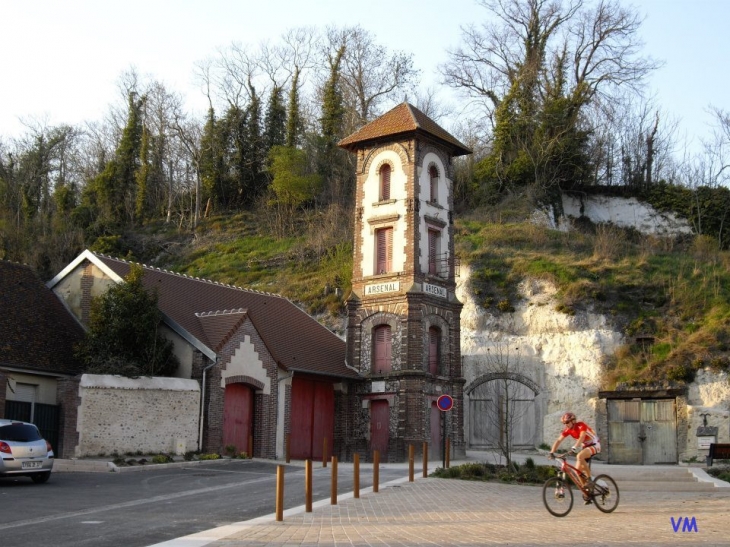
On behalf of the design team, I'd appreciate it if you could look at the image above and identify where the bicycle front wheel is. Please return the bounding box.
[543,477,574,517]
[592,474,619,513]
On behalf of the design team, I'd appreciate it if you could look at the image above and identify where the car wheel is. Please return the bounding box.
[31,472,51,484]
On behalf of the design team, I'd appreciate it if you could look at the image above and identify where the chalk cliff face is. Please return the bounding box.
[456,195,726,457]
[457,269,624,446]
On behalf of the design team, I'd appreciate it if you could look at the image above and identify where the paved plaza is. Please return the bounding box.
[153,463,730,547]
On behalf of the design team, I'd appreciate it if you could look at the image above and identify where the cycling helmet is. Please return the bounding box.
[561,412,576,424]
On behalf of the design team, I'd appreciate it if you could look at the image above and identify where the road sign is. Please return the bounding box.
[437,394,453,412]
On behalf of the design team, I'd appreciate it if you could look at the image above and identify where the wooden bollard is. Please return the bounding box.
[330,456,338,505]
[276,465,284,521]
[323,437,328,467]
[408,444,415,482]
[373,450,380,493]
[286,433,290,463]
[305,459,312,513]
[422,441,428,478]
[446,438,450,468]
[354,453,360,499]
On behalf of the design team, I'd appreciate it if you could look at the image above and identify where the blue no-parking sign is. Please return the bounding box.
[437,394,453,412]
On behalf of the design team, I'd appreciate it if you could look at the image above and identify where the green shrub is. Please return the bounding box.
[198,453,221,460]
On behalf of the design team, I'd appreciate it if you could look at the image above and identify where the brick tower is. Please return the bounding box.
[338,103,471,462]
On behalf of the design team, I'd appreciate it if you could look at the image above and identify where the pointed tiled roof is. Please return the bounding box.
[338,102,472,156]
[89,254,359,379]
[0,260,85,375]
[196,309,248,352]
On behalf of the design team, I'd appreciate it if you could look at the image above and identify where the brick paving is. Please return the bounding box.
[159,474,730,547]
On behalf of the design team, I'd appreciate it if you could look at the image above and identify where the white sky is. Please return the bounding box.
[2,0,728,153]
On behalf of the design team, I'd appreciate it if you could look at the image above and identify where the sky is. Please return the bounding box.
[2,0,729,154]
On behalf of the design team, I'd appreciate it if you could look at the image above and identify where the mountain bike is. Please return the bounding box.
[542,452,619,517]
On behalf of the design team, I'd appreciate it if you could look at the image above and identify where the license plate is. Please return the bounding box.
[22,461,43,469]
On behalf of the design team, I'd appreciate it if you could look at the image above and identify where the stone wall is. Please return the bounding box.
[682,369,730,461]
[75,374,199,457]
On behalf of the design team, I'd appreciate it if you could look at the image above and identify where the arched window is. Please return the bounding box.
[429,165,438,203]
[379,164,391,201]
[373,325,392,373]
[428,326,440,375]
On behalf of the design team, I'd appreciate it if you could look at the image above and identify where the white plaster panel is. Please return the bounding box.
[418,152,451,274]
[4,373,58,405]
[160,323,194,379]
[221,336,271,394]
[361,150,407,276]
[276,371,292,459]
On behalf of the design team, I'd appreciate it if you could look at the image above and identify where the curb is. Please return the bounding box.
[52,457,249,473]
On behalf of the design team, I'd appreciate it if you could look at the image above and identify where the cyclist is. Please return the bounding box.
[548,412,601,503]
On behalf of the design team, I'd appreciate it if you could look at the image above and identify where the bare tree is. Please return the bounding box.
[441,0,660,128]
[473,342,535,468]
[336,25,420,130]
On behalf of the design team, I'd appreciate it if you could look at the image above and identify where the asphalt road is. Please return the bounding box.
[0,460,408,547]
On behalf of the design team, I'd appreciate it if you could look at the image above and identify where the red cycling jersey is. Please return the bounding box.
[561,421,599,447]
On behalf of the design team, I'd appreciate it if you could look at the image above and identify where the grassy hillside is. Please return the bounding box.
[106,201,730,391]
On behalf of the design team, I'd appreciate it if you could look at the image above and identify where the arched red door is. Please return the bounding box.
[223,383,254,456]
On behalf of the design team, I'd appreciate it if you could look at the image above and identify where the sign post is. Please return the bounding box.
[437,394,453,469]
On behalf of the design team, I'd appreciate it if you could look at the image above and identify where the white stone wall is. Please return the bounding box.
[76,374,200,457]
[458,269,623,448]
[684,369,730,460]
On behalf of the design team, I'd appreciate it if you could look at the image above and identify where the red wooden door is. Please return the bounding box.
[222,383,254,455]
[370,400,389,460]
[290,378,334,459]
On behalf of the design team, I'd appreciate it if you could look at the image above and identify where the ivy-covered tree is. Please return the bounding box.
[199,107,228,213]
[75,264,179,377]
[264,85,287,155]
[83,92,145,227]
[317,42,352,205]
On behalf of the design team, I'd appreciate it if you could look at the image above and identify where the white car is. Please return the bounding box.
[0,419,54,483]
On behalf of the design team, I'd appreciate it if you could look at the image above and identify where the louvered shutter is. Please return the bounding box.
[428,229,438,274]
[429,327,439,375]
[380,165,391,200]
[376,228,392,274]
[373,325,392,373]
[429,166,438,203]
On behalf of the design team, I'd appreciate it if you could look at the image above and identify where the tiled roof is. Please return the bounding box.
[93,254,359,379]
[0,261,85,375]
[338,102,472,156]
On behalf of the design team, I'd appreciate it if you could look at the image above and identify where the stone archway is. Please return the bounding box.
[465,373,540,449]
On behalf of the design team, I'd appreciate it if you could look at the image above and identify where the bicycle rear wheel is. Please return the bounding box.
[542,477,573,517]
[591,474,619,513]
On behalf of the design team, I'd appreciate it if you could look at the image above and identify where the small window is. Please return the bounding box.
[428,229,440,275]
[379,164,391,201]
[373,325,392,373]
[376,227,393,274]
[429,165,438,203]
[428,326,440,375]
